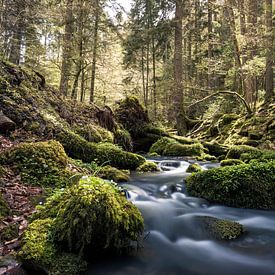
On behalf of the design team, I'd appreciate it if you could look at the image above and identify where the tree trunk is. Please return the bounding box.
[265,0,274,103]
[59,0,74,97]
[174,0,187,135]
[207,0,213,89]
[90,0,99,103]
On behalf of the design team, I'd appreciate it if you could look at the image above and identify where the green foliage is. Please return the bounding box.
[240,150,275,163]
[201,217,244,240]
[186,163,202,173]
[98,165,130,182]
[226,145,261,159]
[0,193,10,220]
[114,128,133,152]
[137,161,159,173]
[203,142,229,157]
[43,177,144,255]
[163,143,204,157]
[0,224,19,242]
[186,161,275,209]
[219,114,239,127]
[0,140,72,187]
[149,137,177,155]
[220,159,245,167]
[56,130,145,170]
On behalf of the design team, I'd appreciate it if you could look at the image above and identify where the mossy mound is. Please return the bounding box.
[220,159,244,167]
[98,166,130,182]
[149,137,177,155]
[56,130,145,170]
[33,177,144,256]
[186,161,275,209]
[186,163,202,173]
[201,216,244,240]
[202,142,229,157]
[19,218,87,275]
[0,193,10,220]
[137,161,159,173]
[171,135,198,145]
[226,145,261,160]
[163,143,204,157]
[0,140,72,187]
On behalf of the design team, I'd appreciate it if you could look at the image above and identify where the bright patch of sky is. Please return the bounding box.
[106,0,133,19]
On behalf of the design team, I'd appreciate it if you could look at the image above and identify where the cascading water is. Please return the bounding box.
[87,158,275,275]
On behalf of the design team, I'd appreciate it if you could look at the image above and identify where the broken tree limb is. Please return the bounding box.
[186,88,252,115]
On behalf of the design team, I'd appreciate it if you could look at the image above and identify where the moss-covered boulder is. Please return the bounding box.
[0,140,72,187]
[98,165,130,182]
[220,159,244,167]
[186,163,202,173]
[163,143,204,157]
[56,130,145,170]
[186,161,275,209]
[226,145,261,160]
[200,216,244,240]
[137,161,160,173]
[149,137,177,155]
[19,218,87,274]
[202,142,229,157]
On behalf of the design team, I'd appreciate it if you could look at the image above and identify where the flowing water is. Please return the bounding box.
[87,158,275,275]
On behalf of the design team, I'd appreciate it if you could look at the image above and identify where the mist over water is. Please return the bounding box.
[87,159,275,275]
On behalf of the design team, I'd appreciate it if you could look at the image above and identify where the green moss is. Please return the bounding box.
[19,218,57,267]
[98,165,130,182]
[137,161,159,173]
[0,224,19,242]
[74,124,103,143]
[149,137,177,155]
[0,193,10,220]
[171,135,198,145]
[221,159,245,167]
[219,114,239,127]
[114,128,133,151]
[226,145,261,159]
[197,154,217,161]
[1,140,72,187]
[240,150,275,163]
[186,161,275,209]
[186,163,203,173]
[202,142,229,157]
[35,177,144,256]
[56,130,145,170]
[163,143,204,157]
[148,152,160,157]
[201,216,244,240]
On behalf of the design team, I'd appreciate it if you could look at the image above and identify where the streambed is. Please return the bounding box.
[87,158,275,275]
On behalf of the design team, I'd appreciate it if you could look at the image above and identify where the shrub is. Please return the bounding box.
[220,159,244,167]
[137,161,159,173]
[186,163,202,173]
[186,161,275,209]
[240,150,275,163]
[36,177,144,256]
[163,143,204,157]
[0,140,71,187]
[98,165,130,182]
[56,130,145,170]
[226,145,260,159]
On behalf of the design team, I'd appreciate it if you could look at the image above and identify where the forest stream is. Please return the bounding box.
[86,158,275,275]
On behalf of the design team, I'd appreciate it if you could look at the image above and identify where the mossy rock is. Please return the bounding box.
[0,140,72,187]
[0,193,10,220]
[98,165,130,182]
[163,143,204,157]
[202,142,229,157]
[55,130,145,170]
[0,224,19,242]
[226,145,261,159]
[114,128,133,152]
[171,135,198,145]
[35,177,144,256]
[149,137,179,155]
[201,216,244,240]
[242,139,260,147]
[196,154,217,162]
[133,133,162,153]
[137,161,160,173]
[186,161,275,209]
[19,218,87,275]
[186,163,202,173]
[220,159,244,167]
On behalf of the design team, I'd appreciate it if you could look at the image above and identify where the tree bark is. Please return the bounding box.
[59,0,74,97]
[174,0,187,135]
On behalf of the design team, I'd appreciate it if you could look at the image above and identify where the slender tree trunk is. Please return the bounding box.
[265,0,274,103]
[90,0,99,103]
[207,0,213,89]
[141,46,146,106]
[174,0,187,135]
[146,40,150,108]
[152,36,157,118]
[80,69,85,102]
[59,0,74,96]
